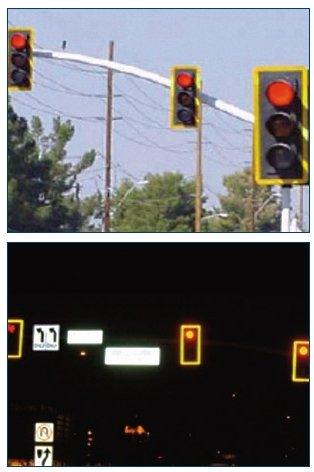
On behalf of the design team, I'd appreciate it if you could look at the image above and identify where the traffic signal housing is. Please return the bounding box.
[170,66,201,129]
[8,319,24,359]
[180,324,201,365]
[253,66,308,185]
[292,340,309,383]
[8,27,34,92]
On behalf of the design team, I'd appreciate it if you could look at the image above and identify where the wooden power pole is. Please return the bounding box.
[195,105,203,233]
[103,40,114,232]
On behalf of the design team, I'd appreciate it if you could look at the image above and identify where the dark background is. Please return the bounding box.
[8,243,309,466]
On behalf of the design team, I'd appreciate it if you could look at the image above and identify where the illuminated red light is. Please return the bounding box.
[185,329,195,340]
[299,346,308,356]
[10,33,27,50]
[176,72,194,88]
[266,80,296,107]
[8,323,16,334]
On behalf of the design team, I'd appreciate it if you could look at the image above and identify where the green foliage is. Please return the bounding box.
[202,167,280,232]
[111,172,198,232]
[8,99,97,232]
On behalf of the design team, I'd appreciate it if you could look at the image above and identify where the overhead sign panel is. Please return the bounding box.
[104,347,160,366]
[67,330,103,345]
[34,423,54,443]
[33,325,60,351]
[34,446,53,466]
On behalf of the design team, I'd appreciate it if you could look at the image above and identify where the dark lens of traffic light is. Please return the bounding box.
[177,108,194,124]
[11,52,29,69]
[11,69,29,86]
[266,143,297,170]
[266,112,296,138]
[178,91,194,108]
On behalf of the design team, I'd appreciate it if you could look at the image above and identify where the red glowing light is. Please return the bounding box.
[10,33,27,50]
[266,80,296,107]
[299,346,308,356]
[176,72,194,88]
[185,329,195,340]
[8,324,16,334]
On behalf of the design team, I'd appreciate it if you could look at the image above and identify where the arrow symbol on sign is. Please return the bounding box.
[36,328,45,343]
[42,448,51,466]
[49,328,57,343]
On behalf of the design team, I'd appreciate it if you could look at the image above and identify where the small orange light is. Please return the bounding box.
[299,346,308,356]
[185,329,195,340]
[80,350,87,356]
[266,80,296,107]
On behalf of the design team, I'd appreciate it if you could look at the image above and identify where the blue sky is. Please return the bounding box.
[8,8,309,226]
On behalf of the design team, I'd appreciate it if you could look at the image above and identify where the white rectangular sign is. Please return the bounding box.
[34,422,54,443]
[104,347,160,365]
[34,446,53,466]
[33,325,60,351]
[67,330,103,345]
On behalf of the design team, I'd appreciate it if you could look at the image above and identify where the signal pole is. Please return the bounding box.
[299,185,304,231]
[103,40,114,232]
[195,105,202,233]
[281,186,291,232]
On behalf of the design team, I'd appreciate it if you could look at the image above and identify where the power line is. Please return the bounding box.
[11,96,104,123]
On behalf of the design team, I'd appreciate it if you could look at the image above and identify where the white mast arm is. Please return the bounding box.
[34,49,254,124]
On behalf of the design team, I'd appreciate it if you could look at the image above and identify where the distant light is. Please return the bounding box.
[299,346,308,356]
[286,415,291,420]
[80,351,87,357]
[185,330,195,340]
[104,347,160,366]
[87,430,92,435]
[8,323,16,334]
[232,393,236,398]
[67,330,103,345]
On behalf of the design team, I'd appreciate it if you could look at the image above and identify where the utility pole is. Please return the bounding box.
[103,40,114,232]
[281,186,291,232]
[195,105,202,232]
[250,172,255,232]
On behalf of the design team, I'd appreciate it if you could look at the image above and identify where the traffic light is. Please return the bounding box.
[253,66,308,185]
[170,66,201,129]
[292,340,309,382]
[8,27,34,92]
[8,319,24,359]
[180,324,201,365]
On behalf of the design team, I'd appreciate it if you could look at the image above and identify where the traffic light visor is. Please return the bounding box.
[266,80,296,107]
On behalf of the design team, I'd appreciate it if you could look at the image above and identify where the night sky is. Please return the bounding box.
[8,243,309,466]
